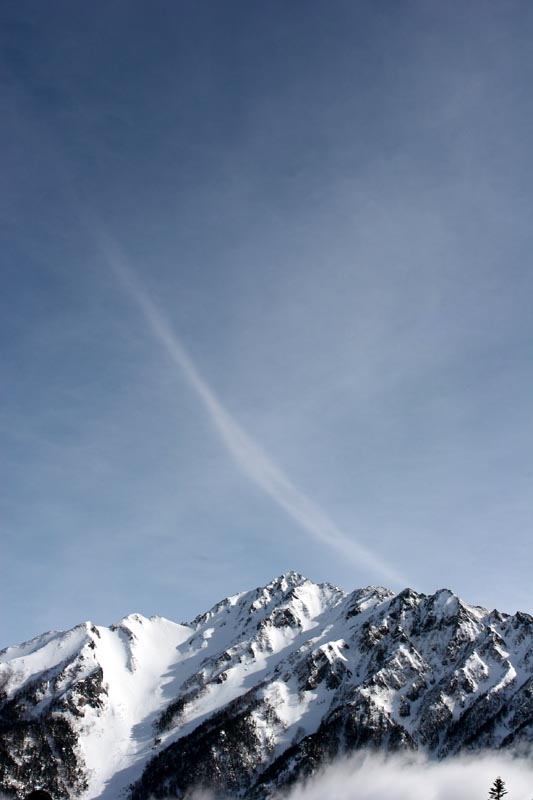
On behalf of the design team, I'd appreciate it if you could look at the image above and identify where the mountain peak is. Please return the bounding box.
[265,570,308,592]
[2,576,533,800]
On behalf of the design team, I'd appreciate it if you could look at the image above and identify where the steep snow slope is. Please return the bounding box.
[0,614,192,798]
[1,572,533,800]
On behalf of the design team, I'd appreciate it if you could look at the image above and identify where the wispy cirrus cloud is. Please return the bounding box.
[96,231,406,587]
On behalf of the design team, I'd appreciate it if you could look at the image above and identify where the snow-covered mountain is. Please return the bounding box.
[1,572,533,800]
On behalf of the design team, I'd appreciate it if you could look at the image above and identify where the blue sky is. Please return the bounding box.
[2,1,533,646]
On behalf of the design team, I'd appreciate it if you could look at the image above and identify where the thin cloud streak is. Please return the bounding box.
[98,233,406,587]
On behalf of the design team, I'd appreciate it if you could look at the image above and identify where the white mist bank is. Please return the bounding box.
[283,752,533,800]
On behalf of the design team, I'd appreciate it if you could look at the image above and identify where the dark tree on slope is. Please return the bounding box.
[488,778,508,800]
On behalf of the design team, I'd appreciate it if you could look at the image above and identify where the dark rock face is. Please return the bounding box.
[133,692,268,800]
[0,710,87,799]
[0,640,104,799]
[1,575,533,800]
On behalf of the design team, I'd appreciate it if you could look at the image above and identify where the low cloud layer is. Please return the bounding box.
[283,752,533,800]
[162,751,533,800]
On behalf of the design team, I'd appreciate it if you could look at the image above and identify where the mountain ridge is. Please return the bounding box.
[1,572,533,800]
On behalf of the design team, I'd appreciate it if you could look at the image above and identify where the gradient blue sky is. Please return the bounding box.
[2,1,533,647]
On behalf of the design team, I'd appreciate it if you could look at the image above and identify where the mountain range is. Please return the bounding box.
[1,571,533,800]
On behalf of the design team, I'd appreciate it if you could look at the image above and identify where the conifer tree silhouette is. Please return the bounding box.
[488,777,508,800]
